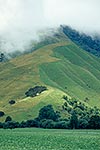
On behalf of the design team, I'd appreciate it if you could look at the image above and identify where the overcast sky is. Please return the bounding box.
[0,0,100,53]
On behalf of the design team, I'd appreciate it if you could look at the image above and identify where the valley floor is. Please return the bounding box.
[0,128,100,150]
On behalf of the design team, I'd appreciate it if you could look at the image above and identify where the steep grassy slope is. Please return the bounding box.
[0,41,68,101]
[40,44,100,107]
[0,35,100,121]
[0,41,69,121]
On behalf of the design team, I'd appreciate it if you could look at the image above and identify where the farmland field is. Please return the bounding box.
[0,128,100,150]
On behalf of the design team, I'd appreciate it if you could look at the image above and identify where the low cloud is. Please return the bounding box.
[0,0,100,53]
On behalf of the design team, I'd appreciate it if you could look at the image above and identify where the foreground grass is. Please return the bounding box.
[0,128,100,150]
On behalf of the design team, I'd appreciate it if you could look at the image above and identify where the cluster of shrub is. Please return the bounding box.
[25,86,47,97]
[0,53,6,62]
[61,25,100,57]
[0,100,100,129]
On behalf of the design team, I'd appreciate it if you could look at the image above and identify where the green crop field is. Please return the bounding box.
[0,128,100,150]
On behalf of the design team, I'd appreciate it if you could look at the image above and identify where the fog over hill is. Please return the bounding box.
[0,0,100,53]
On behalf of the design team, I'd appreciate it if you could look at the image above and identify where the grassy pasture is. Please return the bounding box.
[0,128,100,150]
[0,87,67,122]
[40,44,100,107]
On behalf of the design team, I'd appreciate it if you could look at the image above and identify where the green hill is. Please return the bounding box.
[0,31,100,122]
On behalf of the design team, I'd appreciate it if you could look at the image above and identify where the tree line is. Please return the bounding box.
[0,98,100,129]
[61,25,100,57]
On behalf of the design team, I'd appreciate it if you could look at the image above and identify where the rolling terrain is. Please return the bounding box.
[0,29,100,122]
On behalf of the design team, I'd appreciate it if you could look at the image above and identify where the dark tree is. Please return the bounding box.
[0,111,5,117]
[5,116,12,122]
[0,122,3,128]
[55,121,70,129]
[25,86,47,97]
[25,119,39,127]
[78,118,88,129]
[38,105,60,121]
[40,119,55,129]
[63,95,68,101]
[0,53,6,62]
[88,115,100,129]
[70,111,78,129]
[9,100,16,105]
[20,121,27,128]
[61,25,100,57]
[3,121,19,129]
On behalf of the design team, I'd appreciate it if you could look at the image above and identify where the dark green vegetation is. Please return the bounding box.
[0,128,100,150]
[0,27,100,122]
[62,25,100,57]
[25,86,47,97]
[5,116,12,122]
[9,100,16,105]
[0,111,5,117]
[0,103,100,129]
[0,53,7,62]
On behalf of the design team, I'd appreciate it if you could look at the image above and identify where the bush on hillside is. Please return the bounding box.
[0,53,5,62]
[9,100,16,105]
[25,86,47,97]
[5,116,12,122]
[0,111,5,117]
